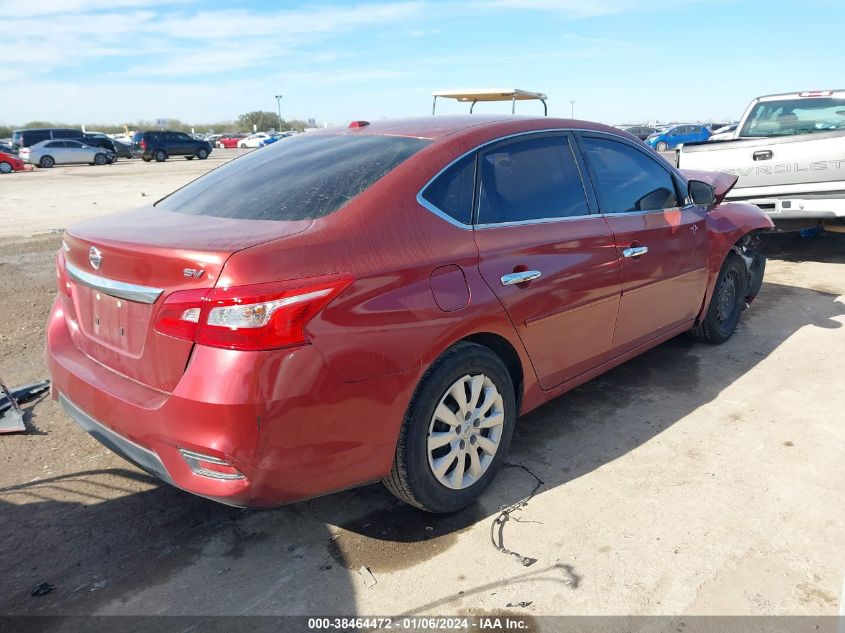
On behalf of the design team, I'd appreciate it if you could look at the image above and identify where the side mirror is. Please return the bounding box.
[688,179,716,206]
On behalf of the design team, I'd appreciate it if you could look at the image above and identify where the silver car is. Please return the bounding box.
[20,139,114,168]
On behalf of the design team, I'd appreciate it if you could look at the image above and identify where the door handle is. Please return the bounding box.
[501,270,542,286]
[622,246,649,258]
[752,150,773,161]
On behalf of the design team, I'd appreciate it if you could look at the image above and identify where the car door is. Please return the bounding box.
[64,140,87,163]
[166,132,185,155]
[46,141,70,164]
[576,133,708,354]
[471,132,622,390]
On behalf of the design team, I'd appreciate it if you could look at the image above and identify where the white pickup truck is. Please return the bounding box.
[677,90,845,231]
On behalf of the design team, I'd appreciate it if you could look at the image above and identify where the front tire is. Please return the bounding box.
[656,141,669,152]
[196,148,209,159]
[0,161,12,174]
[94,153,108,165]
[688,252,748,344]
[383,342,516,513]
[239,143,247,149]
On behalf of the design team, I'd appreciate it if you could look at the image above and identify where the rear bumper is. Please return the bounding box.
[46,297,416,507]
[729,194,845,220]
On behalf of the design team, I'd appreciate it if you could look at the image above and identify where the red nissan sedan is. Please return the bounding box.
[46,116,773,512]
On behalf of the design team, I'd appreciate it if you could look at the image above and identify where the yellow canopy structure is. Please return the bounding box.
[432,89,548,115]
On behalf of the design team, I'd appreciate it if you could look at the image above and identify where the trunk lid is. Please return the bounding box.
[62,206,312,392]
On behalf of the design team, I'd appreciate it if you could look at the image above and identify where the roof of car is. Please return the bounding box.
[316,115,624,141]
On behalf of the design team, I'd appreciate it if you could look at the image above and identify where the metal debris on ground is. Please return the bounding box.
[358,566,377,588]
[0,379,50,434]
[31,582,56,597]
[506,601,533,608]
[490,463,544,567]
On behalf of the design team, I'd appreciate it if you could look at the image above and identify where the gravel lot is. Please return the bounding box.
[0,154,843,619]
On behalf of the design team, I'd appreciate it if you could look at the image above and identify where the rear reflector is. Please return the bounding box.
[154,275,353,351]
[179,449,244,480]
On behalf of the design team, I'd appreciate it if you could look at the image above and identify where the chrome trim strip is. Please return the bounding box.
[416,127,686,229]
[59,393,173,484]
[65,261,163,304]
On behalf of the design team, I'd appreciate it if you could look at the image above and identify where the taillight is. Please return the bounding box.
[139,139,147,150]
[154,275,352,351]
[56,249,71,297]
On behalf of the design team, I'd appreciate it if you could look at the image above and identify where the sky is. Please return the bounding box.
[1,0,842,128]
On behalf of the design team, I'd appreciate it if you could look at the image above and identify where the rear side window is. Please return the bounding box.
[24,131,50,146]
[477,135,589,224]
[581,137,679,213]
[158,135,430,221]
[420,153,476,225]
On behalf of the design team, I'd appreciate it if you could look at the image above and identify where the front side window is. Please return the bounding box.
[477,135,589,224]
[420,153,476,225]
[158,134,430,221]
[581,136,679,213]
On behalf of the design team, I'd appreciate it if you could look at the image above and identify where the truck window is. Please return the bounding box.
[740,97,845,137]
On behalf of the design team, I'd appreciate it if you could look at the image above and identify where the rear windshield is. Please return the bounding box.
[157,134,430,221]
[739,97,845,137]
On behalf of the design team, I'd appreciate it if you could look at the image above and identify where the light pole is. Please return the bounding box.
[570,100,576,119]
[275,95,283,131]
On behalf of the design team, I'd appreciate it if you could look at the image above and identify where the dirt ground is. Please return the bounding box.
[0,159,843,620]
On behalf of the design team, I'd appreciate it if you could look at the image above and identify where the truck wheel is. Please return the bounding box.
[656,141,669,152]
[688,253,748,345]
[383,342,516,513]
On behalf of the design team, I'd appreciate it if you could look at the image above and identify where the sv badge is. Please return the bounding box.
[183,268,205,279]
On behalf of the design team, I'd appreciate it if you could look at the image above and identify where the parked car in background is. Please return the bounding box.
[646,124,711,151]
[132,130,212,162]
[112,140,133,159]
[708,123,739,141]
[216,134,249,149]
[47,116,772,512]
[623,125,660,141]
[20,139,114,168]
[206,134,224,145]
[0,142,15,154]
[678,89,845,231]
[0,151,27,173]
[238,133,273,148]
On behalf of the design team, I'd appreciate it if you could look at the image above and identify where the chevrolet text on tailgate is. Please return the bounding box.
[47,116,773,512]
[677,89,845,231]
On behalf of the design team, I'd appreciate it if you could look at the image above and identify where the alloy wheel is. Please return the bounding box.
[427,373,505,490]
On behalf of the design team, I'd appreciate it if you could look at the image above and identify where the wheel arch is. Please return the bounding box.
[698,201,773,322]
[456,332,525,414]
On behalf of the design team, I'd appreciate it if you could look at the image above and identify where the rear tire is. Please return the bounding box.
[383,342,516,513]
[40,156,55,168]
[153,149,167,162]
[239,143,247,149]
[0,161,12,174]
[688,252,748,344]
[196,148,209,159]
